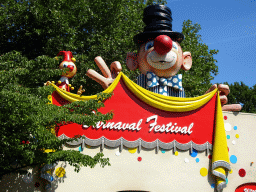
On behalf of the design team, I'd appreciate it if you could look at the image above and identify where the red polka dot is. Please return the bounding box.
[227,147,229,152]
[208,155,212,159]
[239,168,246,177]
[138,157,142,162]
[224,116,227,120]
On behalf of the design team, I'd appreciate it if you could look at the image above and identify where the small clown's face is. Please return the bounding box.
[137,39,184,78]
[59,61,77,78]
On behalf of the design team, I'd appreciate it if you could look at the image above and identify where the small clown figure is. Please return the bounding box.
[57,51,77,92]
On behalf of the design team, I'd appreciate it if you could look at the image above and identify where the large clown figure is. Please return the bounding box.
[57,51,77,92]
[87,4,241,111]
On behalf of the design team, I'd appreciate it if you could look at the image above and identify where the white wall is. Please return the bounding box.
[1,111,256,192]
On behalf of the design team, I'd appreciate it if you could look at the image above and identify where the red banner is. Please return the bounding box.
[53,79,216,146]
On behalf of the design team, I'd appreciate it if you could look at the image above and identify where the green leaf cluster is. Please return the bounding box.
[180,20,219,97]
[0,0,166,95]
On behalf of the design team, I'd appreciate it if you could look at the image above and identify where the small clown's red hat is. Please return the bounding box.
[57,51,75,62]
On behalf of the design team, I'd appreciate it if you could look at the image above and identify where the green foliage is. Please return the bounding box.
[180,20,219,97]
[0,0,167,180]
[223,82,256,113]
[0,51,113,179]
[0,0,166,95]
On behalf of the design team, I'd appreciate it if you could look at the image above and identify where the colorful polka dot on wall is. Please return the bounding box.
[161,149,166,153]
[196,158,200,163]
[55,167,66,178]
[224,116,227,120]
[225,123,232,131]
[175,151,179,156]
[137,157,142,162]
[190,149,198,157]
[226,178,228,184]
[235,134,239,139]
[239,168,246,177]
[227,135,230,139]
[128,148,137,154]
[230,155,237,164]
[234,126,238,130]
[200,167,208,177]
[211,183,215,188]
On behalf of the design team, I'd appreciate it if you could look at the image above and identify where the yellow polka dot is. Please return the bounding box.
[229,169,233,174]
[175,151,179,156]
[200,167,208,177]
[55,167,66,178]
[235,134,239,139]
[128,148,137,154]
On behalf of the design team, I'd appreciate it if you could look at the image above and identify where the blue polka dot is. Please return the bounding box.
[190,149,198,157]
[211,183,215,188]
[227,135,230,139]
[196,158,200,163]
[226,178,228,184]
[234,126,237,130]
[230,155,237,164]
[79,146,83,152]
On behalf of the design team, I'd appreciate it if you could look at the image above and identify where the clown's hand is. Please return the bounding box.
[86,56,122,90]
[205,84,242,112]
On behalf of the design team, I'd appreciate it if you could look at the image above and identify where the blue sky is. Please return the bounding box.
[167,0,256,87]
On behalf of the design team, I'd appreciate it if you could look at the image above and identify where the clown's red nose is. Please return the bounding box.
[67,65,74,72]
[154,35,173,55]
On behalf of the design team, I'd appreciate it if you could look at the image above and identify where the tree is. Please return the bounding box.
[180,20,219,97]
[0,0,166,95]
[0,51,114,180]
[0,0,167,181]
[223,82,256,113]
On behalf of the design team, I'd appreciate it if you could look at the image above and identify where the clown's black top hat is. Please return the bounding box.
[133,4,184,46]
